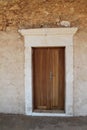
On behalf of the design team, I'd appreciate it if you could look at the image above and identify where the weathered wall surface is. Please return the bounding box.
[0,0,87,31]
[0,31,25,114]
[0,0,87,116]
[74,31,87,116]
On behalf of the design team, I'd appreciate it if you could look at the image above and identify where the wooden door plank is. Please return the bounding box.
[33,48,50,110]
[33,49,41,108]
[52,49,59,108]
[47,48,53,109]
[50,48,65,110]
[58,48,65,110]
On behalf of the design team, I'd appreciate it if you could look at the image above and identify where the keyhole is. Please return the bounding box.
[50,72,53,80]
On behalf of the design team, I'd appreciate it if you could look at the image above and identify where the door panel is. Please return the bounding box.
[33,47,65,110]
[58,48,65,109]
[51,48,59,109]
[33,48,50,109]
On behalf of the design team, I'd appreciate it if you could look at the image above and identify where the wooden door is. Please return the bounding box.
[33,47,65,111]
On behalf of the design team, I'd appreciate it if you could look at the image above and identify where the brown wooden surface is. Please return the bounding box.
[33,47,65,111]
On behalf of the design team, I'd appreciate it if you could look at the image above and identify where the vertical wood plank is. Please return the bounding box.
[33,48,50,109]
[58,48,65,110]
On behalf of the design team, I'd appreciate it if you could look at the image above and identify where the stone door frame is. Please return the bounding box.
[19,28,78,116]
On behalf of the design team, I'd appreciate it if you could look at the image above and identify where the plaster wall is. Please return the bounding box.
[0,31,25,114]
[74,31,87,116]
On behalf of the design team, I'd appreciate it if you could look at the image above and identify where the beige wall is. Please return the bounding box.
[0,30,87,116]
[74,31,87,116]
[0,31,25,114]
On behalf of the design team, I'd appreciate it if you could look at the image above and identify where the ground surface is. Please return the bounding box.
[0,114,87,130]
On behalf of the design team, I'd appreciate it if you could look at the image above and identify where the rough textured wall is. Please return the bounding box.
[0,0,87,31]
[0,0,87,115]
[0,31,25,114]
[74,32,87,116]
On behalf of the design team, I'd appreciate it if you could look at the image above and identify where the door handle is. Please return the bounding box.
[50,72,53,80]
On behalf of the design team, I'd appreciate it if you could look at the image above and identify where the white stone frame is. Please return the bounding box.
[19,28,78,116]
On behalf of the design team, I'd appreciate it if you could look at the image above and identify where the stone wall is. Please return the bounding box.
[0,0,87,31]
[0,0,87,116]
